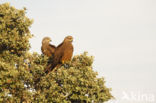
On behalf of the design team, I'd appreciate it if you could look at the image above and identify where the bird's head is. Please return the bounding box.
[42,37,51,44]
[64,36,73,43]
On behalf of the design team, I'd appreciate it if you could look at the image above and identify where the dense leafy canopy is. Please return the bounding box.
[0,3,113,103]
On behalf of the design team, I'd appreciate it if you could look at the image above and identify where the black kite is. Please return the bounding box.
[41,37,56,57]
[49,36,74,71]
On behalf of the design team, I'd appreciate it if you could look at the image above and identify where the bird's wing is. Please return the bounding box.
[61,43,73,63]
[49,42,64,70]
[49,44,56,54]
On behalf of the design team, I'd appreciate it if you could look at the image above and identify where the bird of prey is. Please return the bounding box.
[48,36,74,72]
[41,37,56,57]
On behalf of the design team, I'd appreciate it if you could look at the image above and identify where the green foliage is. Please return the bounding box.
[0,3,113,103]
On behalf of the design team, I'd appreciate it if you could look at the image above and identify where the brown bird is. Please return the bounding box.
[41,37,56,57]
[48,36,74,72]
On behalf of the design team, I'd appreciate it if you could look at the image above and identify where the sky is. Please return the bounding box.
[0,0,156,103]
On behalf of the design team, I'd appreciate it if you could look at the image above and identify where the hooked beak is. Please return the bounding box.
[70,39,73,42]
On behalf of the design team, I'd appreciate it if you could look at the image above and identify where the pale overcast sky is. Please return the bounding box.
[1,0,156,103]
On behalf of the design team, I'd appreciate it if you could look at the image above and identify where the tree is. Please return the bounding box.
[0,3,113,103]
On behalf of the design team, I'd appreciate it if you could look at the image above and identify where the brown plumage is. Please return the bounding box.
[41,37,56,57]
[35,37,56,86]
[48,36,74,72]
